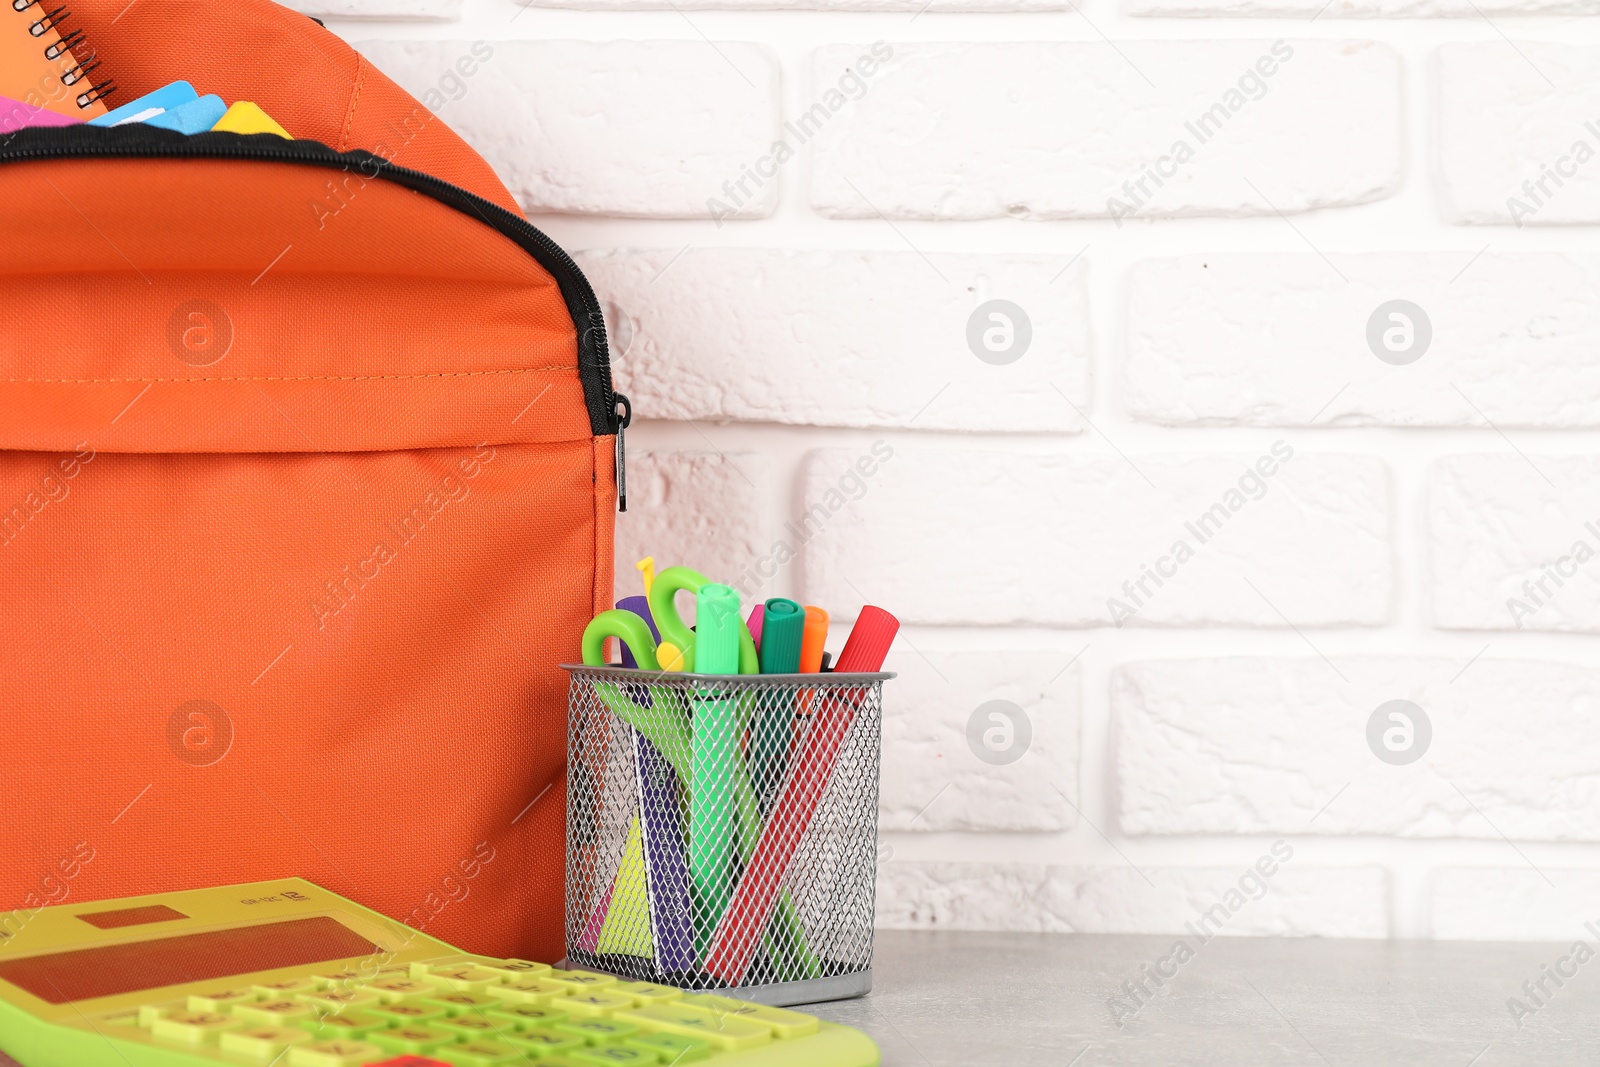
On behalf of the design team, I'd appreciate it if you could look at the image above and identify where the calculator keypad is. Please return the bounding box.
[96,959,813,1065]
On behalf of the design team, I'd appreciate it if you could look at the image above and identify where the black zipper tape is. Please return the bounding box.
[0,124,619,442]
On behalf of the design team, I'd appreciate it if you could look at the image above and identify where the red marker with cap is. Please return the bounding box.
[703,605,898,984]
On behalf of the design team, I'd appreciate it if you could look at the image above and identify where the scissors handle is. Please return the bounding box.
[647,567,759,674]
[582,609,661,671]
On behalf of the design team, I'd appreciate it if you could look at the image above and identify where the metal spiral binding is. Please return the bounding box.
[11,0,115,109]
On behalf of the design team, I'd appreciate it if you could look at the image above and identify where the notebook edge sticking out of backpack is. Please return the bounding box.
[0,0,620,964]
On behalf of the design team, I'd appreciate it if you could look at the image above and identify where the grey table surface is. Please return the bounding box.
[802,930,1597,1066]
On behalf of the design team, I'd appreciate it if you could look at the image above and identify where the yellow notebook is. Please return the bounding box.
[3,0,109,119]
[211,100,290,138]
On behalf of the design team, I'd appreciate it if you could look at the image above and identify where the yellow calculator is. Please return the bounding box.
[0,879,878,1067]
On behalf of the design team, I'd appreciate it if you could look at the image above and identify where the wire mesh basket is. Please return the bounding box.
[563,665,890,1006]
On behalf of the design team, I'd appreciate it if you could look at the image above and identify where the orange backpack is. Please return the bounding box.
[0,0,621,963]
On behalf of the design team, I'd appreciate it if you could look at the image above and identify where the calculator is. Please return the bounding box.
[0,879,878,1067]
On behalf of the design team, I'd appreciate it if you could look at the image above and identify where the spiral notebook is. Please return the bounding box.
[4,0,112,120]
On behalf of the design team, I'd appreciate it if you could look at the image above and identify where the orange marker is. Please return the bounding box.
[798,606,829,673]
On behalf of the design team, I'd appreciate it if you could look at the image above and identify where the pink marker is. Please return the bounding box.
[745,603,765,652]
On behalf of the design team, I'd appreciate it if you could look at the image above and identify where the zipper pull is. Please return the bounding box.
[613,393,631,513]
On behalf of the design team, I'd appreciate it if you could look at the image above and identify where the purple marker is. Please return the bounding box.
[636,734,695,972]
[615,595,659,668]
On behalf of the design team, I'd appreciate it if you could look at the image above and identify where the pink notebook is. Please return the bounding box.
[0,94,80,133]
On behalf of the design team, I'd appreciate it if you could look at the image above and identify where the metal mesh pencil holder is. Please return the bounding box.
[563,665,890,1006]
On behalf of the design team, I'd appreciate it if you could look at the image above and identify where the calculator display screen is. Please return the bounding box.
[0,916,380,1004]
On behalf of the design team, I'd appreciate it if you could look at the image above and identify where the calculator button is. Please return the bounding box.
[412,963,506,992]
[314,969,375,989]
[254,978,318,997]
[561,992,635,1018]
[486,1003,568,1029]
[432,1037,522,1066]
[221,1026,313,1059]
[288,1039,389,1067]
[299,989,382,1014]
[626,1033,712,1063]
[508,1029,585,1056]
[369,1001,447,1025]
[570,1047,657,1066]
[496,977,571,1005]
[235,999,315,1025]
[370,978,436,1002]
[679,995,820,1039]
[542,970,616,992]
[151,1010,240,1043]
[612,982,681,1005]
[300,1010,388,1039]
[558,1019,638,1044]
[138,1004,173,1027]
[187,988,256,1012]
[435,1014,506,1039]
[424,991,501,1015]
[615,1004,772,1052]
[477,958,550,980]
[426,955,552,982]
[371,1024,453,1054]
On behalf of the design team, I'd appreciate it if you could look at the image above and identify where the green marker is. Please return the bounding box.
[690,583,741,959]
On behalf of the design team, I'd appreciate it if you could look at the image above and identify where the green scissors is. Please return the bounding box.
[647,566,760,674]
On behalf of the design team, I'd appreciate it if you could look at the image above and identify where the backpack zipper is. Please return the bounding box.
[0,125,630,509]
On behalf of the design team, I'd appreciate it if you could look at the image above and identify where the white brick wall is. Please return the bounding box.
[878,862,1388,937]
[1125,254,1600,427]
[879,652,1080,833]
[802,448,1392,626]
[810,40,1401,220]
[1438,44,1600,225]
[338,1,1600,942]
[293,0,458,21]
[612,451,772,602]
[1127,0,1590,15]
[1115,658,1600,840]
[356,40,780,217]
[1430,869,1600,941]
[580,248,1091,432]
[1428,455,1600,632]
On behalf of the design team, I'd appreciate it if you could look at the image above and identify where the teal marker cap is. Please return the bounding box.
[759,598,805,675]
